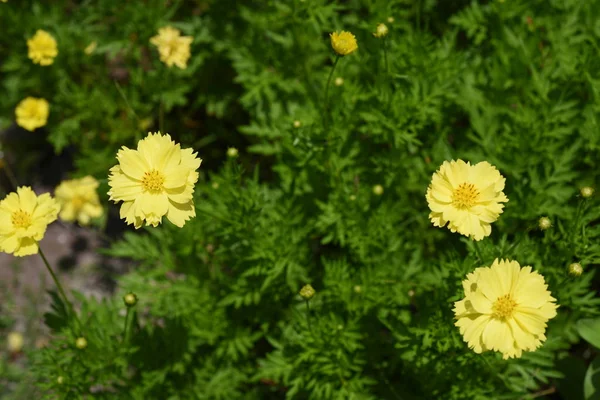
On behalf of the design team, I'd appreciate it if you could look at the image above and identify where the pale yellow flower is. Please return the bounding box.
[7,332,24,353]
[15,97,49,131]
[0,187,60,257]
[150,26,193,69]
[454,259,558,359]
[27,30,58,66]
[55,176,103,226]
[330,31,358,56]
[426,159,508,241]
[84,41,97,55]
[373,23,389,38]
[108,132,202,228]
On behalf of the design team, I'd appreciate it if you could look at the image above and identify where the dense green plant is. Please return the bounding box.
[1,0,600,399]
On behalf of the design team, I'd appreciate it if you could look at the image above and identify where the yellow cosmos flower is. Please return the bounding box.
[330,31,358,56]
[0,187,60,257]
[27,30,58,66]
[373,23,389,38]
[108,132,202,228]
[150,26,193,69]
[15,97,49,131]
[55,176,103,226]
[454,259,558,359]
[426,159,508,241]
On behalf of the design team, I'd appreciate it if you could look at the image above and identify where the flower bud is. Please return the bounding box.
[568,262,583,277]
[580,187,594,198]
[353,285,362,293]
[387,17,395,23]
[57,376,65,385]
[123,292,138,307]
[293,120,302,128]
[349,194,356,201]
[75,337,87,349]
[372,184,384,196]
[211,182,219,189]
[373,23,389,38]
[538,217,552,231]
[334,77,344,86]
[227,147,238,158]
[7,332,24,353]
[299,284,315,300]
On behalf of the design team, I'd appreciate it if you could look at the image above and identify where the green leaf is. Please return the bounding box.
[576,319,600,349]
[584,357,600,400]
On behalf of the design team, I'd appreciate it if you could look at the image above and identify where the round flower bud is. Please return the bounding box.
[387,17,395,23]
[580,187,594,198]
[334,77,344,86]
[373,184,384,196]
[293,120,302,128]
[75,337,87,350]
[123,293,138,307]
[211,182,219,189]
[299,284,315,300]
[538,217,552,231]
[353,285,362,293]
[568,262,583,277]
[373,23,389,38]
[227,147,239,158]
[57,376,65,385]
[7,332,24,353]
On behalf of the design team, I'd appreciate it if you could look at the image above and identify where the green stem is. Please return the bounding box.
[472,239,485,263]
[383,37,389,74]
[122,307,132,344]
[38,247,79,327]
[323,56,340,123]
[305,299,313,333]
[1,158,19,191]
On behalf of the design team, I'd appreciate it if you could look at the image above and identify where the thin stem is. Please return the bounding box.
[159,98,165,134]
[1,158,19,191]
[122,307,131,344]
[323,56,340,122]
[472,239,485,263]
[305,299,313,333]
[38,247,79,327]
[383,37,389,74]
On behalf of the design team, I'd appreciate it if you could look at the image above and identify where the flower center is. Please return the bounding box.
[141,169,165,193]
[492,294,517,319]
[452,182,480,209]
[72,196,85,209]
[12,209,32,229]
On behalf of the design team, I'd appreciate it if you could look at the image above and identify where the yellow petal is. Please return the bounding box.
[117,148,148,180]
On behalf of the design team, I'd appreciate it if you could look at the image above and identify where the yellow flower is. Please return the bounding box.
[84,41,97,55]
[373,23,389,38]
[7,332,24,353]
[426,159,508,241]
[27,30,58,66]
[454,259,558,359]
[150,26,193,69]
[55,176,103,225]
[15,97,49,132]
[0,187,60,257]
[108,132,202,228]
[330,31,358,56]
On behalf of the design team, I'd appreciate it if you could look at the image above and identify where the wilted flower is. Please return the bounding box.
[27,30,58,66]
[0,187,60,257]
[7,332,24,353]
[15,97,49,131]
[150,26,193,69]
[454,259,558,359]
[426,159,508,241]
[108,132,202,228]
[55,176,103,225]
[568,262,583,277]
[330,31,358,56]
[538,216,552,231]
[373,23,389,38]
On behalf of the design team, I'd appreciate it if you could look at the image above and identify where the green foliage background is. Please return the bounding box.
[1,0,600,399]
